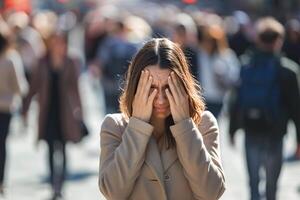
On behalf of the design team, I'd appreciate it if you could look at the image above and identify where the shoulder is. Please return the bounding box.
[101,113,128,134]
[199,111,219,135]
[200,111,218,126]
[277,57,299,80]
[280,56,300,75]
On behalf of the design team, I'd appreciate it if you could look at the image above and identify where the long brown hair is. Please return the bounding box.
[119,38,205,147]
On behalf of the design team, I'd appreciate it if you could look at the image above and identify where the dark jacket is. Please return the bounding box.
[229,49,300,138]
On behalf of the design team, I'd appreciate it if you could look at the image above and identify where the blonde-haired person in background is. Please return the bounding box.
[229,17,300,200]
[98,38,225,200]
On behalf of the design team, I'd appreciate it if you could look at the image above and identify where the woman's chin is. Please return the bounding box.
[152,110,171,119]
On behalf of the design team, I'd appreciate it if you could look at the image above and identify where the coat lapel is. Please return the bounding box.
[145,137,164,184]
[145,136,178,174]
[161,145,178,172]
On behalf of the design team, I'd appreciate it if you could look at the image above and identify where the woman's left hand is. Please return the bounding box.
[165,72,190,124]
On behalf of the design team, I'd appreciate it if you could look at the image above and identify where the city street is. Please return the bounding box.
[1,72,299,200]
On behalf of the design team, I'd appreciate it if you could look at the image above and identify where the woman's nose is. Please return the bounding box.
[155,90,167,105]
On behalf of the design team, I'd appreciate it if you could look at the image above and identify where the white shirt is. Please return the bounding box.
[198,48,240,104]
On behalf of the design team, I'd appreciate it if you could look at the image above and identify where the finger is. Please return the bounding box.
[137,70,149,96]
[148,88,157,104]
[168,75,180,104]
[165,88,175,107]
[141,70,150,91]
[143,75,153,99]
[135,70,145,96]
[171,72,185,95]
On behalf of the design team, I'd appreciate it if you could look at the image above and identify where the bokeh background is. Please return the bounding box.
[0,0,299,200]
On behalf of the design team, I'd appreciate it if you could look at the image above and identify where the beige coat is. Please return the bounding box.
[99,111,225,200]
[0,50,28,113]
[22,57,82,142]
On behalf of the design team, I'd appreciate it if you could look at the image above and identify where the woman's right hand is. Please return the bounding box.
[132,70,157,122]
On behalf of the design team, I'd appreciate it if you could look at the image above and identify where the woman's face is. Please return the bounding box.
[145,65,171,120]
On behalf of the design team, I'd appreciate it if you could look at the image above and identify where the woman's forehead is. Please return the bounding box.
[145,65,171,82]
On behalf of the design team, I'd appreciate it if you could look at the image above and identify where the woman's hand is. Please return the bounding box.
[132,70,158,122]
[165,72,190,124]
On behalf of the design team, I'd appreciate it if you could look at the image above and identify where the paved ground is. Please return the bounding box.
[1,72,299,200]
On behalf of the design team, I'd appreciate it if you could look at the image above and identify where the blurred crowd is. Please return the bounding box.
[0,1,300,200]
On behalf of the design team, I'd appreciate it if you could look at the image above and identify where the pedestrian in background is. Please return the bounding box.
[171,13,199,78]
[22,29,84,200]
[0,19,28,196]
[229,17,300,200]
[282,18,300,160]
[95,17,137,114]
[98,38,225,200]
[196,20,240,118]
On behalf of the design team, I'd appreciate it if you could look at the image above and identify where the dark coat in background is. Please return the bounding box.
[22,56,83,142]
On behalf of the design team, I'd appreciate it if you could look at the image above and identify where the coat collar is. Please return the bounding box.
[145,137,164,182]
[161,145,178,172]
[145,136,178,179]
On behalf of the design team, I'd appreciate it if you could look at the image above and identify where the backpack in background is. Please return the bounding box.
[238,56,281,133]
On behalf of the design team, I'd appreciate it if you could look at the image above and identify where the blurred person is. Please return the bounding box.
[22,30,84,200]
[84,9,108,71]
[283,18,300,65]
[0,19,28,196]
[197,23,240,118]
[150,5,177,38]
[124,15,152,44]
[95,17,138,114]
[17,23,46,81]
[3,12,30,85]
[228,11,253,57]
[84,5,121,78]
[229,17,300,200]
[32,10,58,41]
[172,13,199,78]
[282,18,300,161]
[98,38,225,200]
[5,11,29,43]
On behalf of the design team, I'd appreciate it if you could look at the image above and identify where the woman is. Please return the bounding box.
[22,30,83,200]
[197,23,240,118]
[0,21,28,196]
[98,38,225,200]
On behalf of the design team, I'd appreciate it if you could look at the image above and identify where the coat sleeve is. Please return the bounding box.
[170,111,225,200]
[280,58,300,145]
[21,64,41,116]
[98,115,153,199]
[68,58,82,120]
[282,67,300,144]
